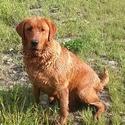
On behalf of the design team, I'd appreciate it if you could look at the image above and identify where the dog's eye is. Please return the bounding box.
[41,28,45,32]
[27,27,32,31]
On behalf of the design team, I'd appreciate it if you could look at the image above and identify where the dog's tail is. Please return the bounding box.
[100,68,109,88]
[95,68,109,92]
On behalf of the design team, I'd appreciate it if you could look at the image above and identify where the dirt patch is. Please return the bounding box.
[0,49,29,90]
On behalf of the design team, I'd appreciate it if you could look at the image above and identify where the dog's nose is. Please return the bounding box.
[31,39,38,46]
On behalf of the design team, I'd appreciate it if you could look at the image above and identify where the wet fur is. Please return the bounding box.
[16,17,109,125]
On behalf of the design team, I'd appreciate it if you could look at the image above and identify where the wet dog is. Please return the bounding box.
[16,17,109,125]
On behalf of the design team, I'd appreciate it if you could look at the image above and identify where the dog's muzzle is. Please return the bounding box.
[31,39,39,50]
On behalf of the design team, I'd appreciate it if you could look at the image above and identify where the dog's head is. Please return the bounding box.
[16,17,57,51]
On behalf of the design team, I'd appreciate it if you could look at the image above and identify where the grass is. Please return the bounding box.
[0,85,59,125]
[0,0,125,124]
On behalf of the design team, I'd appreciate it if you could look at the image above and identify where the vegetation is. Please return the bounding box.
[0,0,125,124]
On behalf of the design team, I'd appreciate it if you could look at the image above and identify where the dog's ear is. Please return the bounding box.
[44,18,57,41]
[16,18,31,40]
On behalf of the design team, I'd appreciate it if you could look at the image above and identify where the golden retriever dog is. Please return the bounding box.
[16,17,109,125]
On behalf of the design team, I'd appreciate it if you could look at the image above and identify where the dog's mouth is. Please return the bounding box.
[30,40,40,51]
[31,47,38,51]
[30,45,39,51]
[31,49,40,53]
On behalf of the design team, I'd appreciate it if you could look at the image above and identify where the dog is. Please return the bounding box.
[16,16,109,125]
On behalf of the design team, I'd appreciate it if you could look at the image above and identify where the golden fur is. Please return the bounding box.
[16,17,109,125]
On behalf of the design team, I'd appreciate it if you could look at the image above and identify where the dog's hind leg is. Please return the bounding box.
[90,101,106,121]
[78,87,106,121]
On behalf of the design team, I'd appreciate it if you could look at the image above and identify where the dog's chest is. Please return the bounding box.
[25,58,57,88]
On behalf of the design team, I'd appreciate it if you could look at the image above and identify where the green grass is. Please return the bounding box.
[0,0,125,124]
[0,85,59,125]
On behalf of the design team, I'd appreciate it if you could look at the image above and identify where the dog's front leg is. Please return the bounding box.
[58,88,69,125]
[33,84,41,104]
